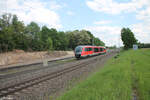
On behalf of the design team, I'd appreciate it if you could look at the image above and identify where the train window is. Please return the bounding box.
[94,48,99,52]
[84,47,92,51]
[89,48,92,51]
[75,46,82,52]
[100,48,104,51]
[84,48,88,51]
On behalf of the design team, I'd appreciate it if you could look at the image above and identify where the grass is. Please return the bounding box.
[57,49,150,100]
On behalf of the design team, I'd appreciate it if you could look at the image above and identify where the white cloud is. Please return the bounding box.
[86,0,148,14]
[94,20,111,25]
[2,0,62,29]
[136,7,150,23]
[131,23,150,43]
[0,0,7,15]
[48,1,62,10]
[86,0,150,46]
[67,11,75,16]
[84,25,122,46]
[85,24,150,46]
[133,1,150,43]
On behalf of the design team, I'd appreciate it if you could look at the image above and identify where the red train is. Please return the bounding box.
[74,45,106,58]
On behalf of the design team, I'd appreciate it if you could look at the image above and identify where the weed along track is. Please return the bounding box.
[0,51,117,100]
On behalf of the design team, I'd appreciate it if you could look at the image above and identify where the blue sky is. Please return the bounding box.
[0,0,150,46]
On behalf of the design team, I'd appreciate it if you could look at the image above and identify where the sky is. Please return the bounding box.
[0,0,150,46]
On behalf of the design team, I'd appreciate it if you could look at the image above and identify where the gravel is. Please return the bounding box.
[0,51,118,100]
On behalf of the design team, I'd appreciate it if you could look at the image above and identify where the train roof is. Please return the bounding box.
[76,45,105,48]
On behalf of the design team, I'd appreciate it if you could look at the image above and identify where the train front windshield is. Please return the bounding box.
[75,46,82,52]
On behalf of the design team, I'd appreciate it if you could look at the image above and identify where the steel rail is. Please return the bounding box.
[0,57,96,98]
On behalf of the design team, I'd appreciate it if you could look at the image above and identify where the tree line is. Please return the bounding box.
[121,28,150,49]
[0,13,105,52]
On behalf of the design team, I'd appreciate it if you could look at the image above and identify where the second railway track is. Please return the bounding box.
[0,55,98,98]
[0,50,118,99]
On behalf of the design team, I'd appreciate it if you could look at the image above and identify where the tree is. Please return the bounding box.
[79,30,91,45]
[93,37,105,46]
[66,30,91,49]
[66,30,105,49]
[56,31,69,50]
[25,22,40,36]
[12,15,26,50]
[138,43,150,48]
[83,30,94,45]
[0,14,16,51]
[46,37,53,51]
[41,26,50,42]
[121,28,137,49]
[0,13,106,52]
[25,22,41,50]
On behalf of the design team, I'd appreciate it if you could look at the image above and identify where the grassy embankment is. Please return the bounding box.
[57,49,150,100]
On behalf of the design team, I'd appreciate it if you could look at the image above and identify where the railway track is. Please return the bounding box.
[0,50,118,99]
[0,56,74,72]
[0,57,75,79]
[0,56,97,98]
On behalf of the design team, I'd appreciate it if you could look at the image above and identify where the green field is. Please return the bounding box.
[57,49,150,100]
